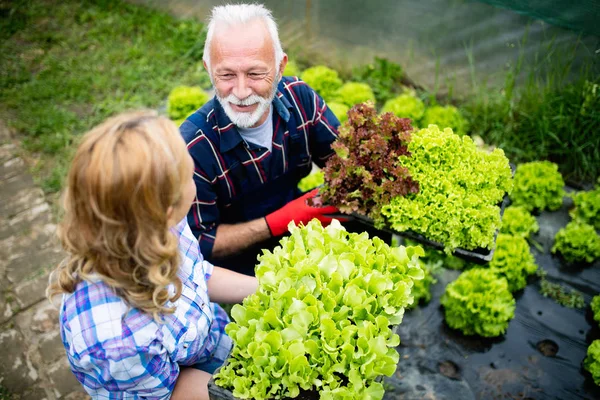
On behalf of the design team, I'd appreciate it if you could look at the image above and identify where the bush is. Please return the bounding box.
[584,340,600,386]
[327,102,349,124]
[283,60,301,77]
[301,65,342,102]
[381,94,425,125]
[551,220,600,263]
[510,161,565,212]
[489,234,537,292]
[167,86,208,121]
[500,206,539,239]
[441,268,515,337]
[421,105,467,136]
[569,186,600,230]
[334,82,376,108]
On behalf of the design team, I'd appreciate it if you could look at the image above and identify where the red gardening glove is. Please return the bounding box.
[265,188,342,236]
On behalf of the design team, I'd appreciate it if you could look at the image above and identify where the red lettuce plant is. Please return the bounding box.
[321,102,419,226]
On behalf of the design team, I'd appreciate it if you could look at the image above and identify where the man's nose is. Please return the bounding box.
[232,74,252,99]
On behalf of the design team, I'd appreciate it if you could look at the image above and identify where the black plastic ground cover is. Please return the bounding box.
[209,191,600,400]
[383,196,600,400]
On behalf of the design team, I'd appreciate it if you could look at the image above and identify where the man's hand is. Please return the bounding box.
[265,188,342,236]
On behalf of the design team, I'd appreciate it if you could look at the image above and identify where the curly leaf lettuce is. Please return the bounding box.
[551,220,600,263]
[510,161,565,212]
[489,234,537,292]
[592,295,600,326]
[421,105,467,136]
[382,125,513,253]
[584,340,600,386]
[301,66,343,102]
[215,219,424,399]
[569,186,600,230]
[441,268,515,337]
[500,206,539,239]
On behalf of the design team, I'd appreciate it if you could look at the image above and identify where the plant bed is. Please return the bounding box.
[208,220,424,400]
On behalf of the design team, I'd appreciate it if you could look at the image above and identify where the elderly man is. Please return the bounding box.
[180,4,341,275]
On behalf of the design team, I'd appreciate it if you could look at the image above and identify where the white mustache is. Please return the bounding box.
[223,94,265,107]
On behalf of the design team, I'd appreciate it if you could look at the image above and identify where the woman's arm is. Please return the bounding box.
[170,368,211,400]
[207,266,258,304]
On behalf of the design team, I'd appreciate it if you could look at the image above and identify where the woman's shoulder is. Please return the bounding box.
[60,278,160,357]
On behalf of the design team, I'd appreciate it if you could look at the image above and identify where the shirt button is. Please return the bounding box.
[183,344,189,348]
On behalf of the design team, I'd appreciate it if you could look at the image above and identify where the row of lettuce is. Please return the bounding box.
[165,60,466,137]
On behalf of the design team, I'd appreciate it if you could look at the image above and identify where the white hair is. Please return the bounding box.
[202,3,284,72]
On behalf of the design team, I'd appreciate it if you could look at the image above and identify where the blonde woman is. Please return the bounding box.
[47,111,257,399]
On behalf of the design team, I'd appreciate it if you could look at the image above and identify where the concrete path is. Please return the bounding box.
[0,121,88,399]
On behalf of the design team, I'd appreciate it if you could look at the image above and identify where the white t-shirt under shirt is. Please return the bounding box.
[238,106,273,152]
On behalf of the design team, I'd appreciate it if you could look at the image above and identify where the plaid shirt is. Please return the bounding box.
[59,219,231,399]
[180,76,340,261]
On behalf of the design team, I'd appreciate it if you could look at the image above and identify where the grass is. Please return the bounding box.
[462,33,600,186]
[0,0,207,194]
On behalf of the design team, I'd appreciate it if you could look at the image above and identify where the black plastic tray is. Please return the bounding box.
[346,193,510,265]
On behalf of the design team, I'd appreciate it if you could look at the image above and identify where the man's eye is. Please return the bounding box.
[219,74,235,80]
[249,72,267,79]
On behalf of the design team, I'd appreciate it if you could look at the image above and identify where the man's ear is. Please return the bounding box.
[203,61,208,71]
[279,53,288,77]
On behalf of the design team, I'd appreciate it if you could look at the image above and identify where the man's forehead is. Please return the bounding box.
[211,19,272,50]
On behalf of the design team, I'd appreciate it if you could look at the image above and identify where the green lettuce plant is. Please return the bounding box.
[382,125,513,253]
[489,234,537,292]
[406,258,438,309]
[584,340,600,386]
[327,102,350,124]
[510,161,565,212]
[404,239,473,271]
[569,186,600,230]
[381,94,425,125]
[322,103,419,226]
[301,65,343,102]
[421,105,467,136]
[441,268,516,337]
[167,85,209,121]
[351,57,404,105]
[500,206,539,239]
[591,295,600,325]
[214,219,424,399]
[297,170,324,192]
[551,220,600,263]
[334,82,376,108]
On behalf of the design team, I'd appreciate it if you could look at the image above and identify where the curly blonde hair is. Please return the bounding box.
[47,111,189,320]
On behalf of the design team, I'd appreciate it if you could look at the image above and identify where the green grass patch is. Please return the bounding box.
[463,35,599,186]
[0,0,208,193]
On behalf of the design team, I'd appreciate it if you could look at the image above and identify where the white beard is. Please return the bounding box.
[216,77,279,128]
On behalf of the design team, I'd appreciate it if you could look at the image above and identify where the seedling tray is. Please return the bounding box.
[345,193,510,265]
